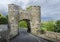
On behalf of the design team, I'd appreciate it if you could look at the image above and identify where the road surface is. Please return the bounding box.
[11,28,51,42]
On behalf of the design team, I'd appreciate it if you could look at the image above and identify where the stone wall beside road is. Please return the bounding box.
[33,31,60,42]
[0,25,9,41]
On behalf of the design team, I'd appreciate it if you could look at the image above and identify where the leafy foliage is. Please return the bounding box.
[54,20,60,32]
[26,6,32,10]
[41,21,55,31]
[18,21,27,28]
[0,14,8,24]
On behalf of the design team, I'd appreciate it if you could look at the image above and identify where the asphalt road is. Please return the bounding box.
[11,28,50,42]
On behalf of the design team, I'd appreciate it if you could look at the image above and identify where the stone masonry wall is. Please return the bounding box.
[8,4,41,38]
[30,6,41,34]
[0,25,9,40]
[8,4,19,38]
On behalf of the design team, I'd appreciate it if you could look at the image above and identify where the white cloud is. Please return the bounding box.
[13,0,29,9]
[0,0,60,21]
[0,0,15,4]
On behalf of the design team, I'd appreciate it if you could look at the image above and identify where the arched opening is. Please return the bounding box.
[18,19,31,33]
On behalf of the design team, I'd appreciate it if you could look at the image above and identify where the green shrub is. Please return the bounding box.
[40,29,46,34]
[41,21,55,31]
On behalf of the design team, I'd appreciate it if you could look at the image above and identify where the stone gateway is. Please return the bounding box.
[8,4,41,38]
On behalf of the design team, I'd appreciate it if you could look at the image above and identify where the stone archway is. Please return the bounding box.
[19,19,31,33]
[8,4,41,38]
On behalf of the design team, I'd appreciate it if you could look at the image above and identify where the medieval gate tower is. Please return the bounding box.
[8,4,41,38]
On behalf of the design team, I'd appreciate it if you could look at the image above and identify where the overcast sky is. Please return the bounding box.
[0,0,60,21]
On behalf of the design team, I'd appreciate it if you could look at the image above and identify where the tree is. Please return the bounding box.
[46,21,55,31]
[54,20,60,32]
[18,21,27,28]
[0,14,3,18]
[6,15,8,19]
[0,14,8,24]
